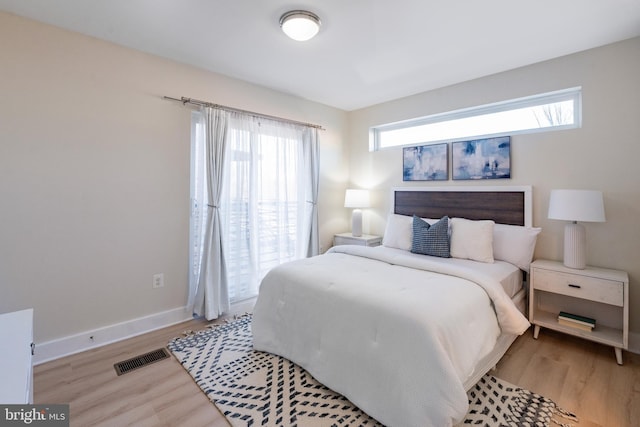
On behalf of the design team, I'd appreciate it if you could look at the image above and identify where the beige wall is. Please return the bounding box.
[0,12,349,343]
[347,37,640,334]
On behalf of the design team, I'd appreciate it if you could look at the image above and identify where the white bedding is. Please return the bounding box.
[376,246,524,298]
[252,245,530,427]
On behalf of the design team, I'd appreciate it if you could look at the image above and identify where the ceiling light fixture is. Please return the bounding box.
[279,10,321,41]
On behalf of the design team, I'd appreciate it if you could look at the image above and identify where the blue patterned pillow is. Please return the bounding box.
[411,216,450,258]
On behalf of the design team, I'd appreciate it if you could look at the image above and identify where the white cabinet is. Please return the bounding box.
[0,308,34,403]
[529,260,628,364]
[333,232,382,247]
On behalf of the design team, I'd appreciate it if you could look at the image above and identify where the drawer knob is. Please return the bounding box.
[568,283,581,289]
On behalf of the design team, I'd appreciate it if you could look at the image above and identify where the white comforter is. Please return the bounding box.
[252,245,530,427]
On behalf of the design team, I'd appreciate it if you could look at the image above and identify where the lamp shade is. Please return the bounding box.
[548,189,605,269]
[548,189,605,223]
[279,10,321,41]
[344,189,370,208]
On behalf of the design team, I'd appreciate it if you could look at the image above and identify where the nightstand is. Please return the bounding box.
[333,232,382,247]
[529,259,629,364]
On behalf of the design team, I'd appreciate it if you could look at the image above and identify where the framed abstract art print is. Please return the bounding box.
[403,143,448,181]
[452,136,511,180]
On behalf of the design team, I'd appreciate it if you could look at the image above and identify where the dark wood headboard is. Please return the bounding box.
[393,186,532,227]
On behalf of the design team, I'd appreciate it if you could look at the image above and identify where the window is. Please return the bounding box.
[190,111,318,304]
[220,124,304,301]
[370,87,581,151]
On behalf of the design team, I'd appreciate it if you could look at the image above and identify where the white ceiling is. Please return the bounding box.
[1,0,639,111]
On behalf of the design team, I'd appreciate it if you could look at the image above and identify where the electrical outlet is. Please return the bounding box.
[153,273,164,289]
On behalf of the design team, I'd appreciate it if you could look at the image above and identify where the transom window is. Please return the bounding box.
[370,87,582,151]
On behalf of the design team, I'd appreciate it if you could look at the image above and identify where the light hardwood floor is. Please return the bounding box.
[494,328,640,427]
[34,308,640,427]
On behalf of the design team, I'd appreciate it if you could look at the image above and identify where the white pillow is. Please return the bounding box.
[382,213,413,251]
[493,224,541,272]
[450,218,495,263]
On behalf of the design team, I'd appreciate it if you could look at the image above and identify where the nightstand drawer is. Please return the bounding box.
[533,268,623,306]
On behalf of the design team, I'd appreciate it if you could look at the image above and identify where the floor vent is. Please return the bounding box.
[114,348,170,376]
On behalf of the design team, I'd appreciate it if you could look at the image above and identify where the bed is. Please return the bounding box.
[252,186,540,427]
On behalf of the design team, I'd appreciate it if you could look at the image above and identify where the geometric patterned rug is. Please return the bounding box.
[464,375,578,427]
[167,315,577,427]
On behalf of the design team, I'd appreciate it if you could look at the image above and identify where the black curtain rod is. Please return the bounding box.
[163,96,325,130]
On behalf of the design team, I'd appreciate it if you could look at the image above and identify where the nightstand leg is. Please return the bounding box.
[615,347,623,365]
[533,325,540,339]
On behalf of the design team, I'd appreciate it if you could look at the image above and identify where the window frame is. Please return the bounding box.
[370,87,582,151]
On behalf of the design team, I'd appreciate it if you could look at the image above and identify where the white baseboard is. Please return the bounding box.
[33,306,192,365]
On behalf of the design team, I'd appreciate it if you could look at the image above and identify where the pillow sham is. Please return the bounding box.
[450,217,495,263]
[382,213,413,251]
[411,216,450,258]
[493,223,541,272]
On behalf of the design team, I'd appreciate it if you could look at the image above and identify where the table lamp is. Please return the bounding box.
[344,189,370,237]
[548,189,605,269]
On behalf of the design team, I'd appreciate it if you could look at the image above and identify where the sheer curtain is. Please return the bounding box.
[189,108,319,319]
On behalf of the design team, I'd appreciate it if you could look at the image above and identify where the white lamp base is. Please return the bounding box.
[563,222,586,269]
[351,209,363,237]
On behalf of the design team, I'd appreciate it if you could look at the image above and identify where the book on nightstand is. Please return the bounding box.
[558,311,596,332]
